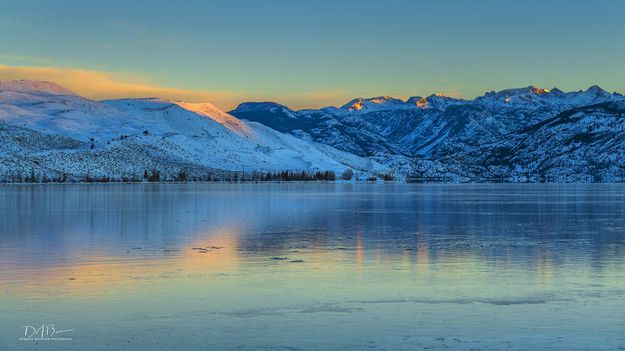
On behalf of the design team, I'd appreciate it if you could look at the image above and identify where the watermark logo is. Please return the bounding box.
[19,324,73,341]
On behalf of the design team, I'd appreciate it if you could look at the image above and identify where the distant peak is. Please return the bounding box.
[340,96,404,112]
[231,101,293,112]
[426,93,457,100]
[522,86,550,95]
[368,96,401,105]
[585,85,606,94]
[484,86,551,98]
[407,96,428,109]
[230,101,298,119]
[0,79,77,96]
[369,95,392,102]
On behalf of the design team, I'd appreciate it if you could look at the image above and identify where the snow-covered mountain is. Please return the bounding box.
[339,96,406,113]
[231,86,625,182]
[0,80,384,181]
[3,79,625,183]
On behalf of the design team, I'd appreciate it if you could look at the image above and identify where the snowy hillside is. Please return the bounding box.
[431,101,625,182]
[0,80,384,181]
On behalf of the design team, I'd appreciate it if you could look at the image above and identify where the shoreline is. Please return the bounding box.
[1,180,624,186]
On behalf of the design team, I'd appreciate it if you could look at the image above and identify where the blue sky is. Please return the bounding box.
[1,0,624,109]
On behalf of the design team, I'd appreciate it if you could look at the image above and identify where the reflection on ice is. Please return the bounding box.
[1,183,625,350]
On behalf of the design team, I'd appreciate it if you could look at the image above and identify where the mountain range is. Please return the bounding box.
[231,86,625,182]
[1,79,625,182]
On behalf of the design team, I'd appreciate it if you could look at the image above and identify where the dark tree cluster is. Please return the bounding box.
[175,169,189,181]
[254,170,336,182]
[380,173,395,181]
[145,169,161,182]
[363,173,395,182]
[340,169,353,180]
[2,169,69,183]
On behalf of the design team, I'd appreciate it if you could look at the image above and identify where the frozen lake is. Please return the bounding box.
[1,183,624,350]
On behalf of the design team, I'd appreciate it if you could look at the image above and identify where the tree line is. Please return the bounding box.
[1,169,343,183]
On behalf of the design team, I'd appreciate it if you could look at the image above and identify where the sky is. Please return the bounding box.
[1,0,624,110]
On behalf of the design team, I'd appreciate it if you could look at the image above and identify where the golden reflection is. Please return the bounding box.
[1,230,241,298]
[416,234,429,267]
[355,228,363,268]
[535,250,553,282]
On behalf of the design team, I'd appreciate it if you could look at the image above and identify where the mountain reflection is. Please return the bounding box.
[1,183,625,298]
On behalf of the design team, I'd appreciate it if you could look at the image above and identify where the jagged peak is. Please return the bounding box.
[420,94,464,109]
[338,93,465,111]
[368,95,400,103]
[476,86,558,105]
[0,79,77,96]
[491,86,550,97]
[340,96,404,111]
[406,96,428,108]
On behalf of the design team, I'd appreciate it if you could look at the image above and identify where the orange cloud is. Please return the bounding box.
[0,64,245,110]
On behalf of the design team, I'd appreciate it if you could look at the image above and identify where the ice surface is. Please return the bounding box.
[1,184,625,350]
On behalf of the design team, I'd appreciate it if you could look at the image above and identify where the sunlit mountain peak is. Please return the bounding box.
[531,87,550,95]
